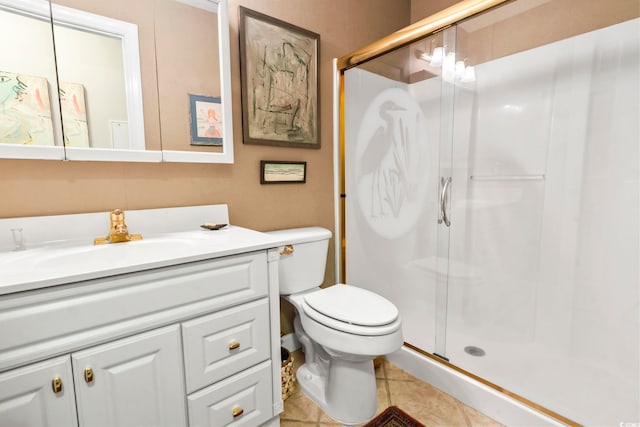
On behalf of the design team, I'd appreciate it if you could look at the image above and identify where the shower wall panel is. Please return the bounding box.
[446,18,640,425]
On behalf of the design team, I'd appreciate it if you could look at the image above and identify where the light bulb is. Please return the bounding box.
[455,61,466,79]
[430,47,444,67]
[461,66,476,83]
[442,52,456,82]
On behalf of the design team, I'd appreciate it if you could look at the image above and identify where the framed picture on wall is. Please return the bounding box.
[189,94,223,146]
[239,7,320,149]
[261,160,307,184]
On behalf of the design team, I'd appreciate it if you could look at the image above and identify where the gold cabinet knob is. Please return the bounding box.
[84,367,94,383]
[232,405,244,418]
[228,341,240,350]
[280,244,294,256]
[52,377,63,394]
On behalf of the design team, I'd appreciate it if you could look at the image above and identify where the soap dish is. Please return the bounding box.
[200,223,228,230]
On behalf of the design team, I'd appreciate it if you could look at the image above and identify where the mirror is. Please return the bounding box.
[0,0,234,163]
[0,0,63,160]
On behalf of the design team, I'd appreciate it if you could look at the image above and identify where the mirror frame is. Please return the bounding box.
[0,0,234,164]
[53,2,152,162]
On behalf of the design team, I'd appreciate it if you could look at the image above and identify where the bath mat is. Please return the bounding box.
[365,406,425,427]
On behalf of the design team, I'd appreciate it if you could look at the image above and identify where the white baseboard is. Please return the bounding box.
[387,346,565,427]
[280,333,301,352]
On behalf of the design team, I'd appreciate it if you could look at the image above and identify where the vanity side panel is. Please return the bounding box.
[267,247,283,416]
[0,251,268,372]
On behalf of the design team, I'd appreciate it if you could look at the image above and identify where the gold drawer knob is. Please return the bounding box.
[280,244,294,256]
[228,341,240,350]
[52,377,63,394]
[232,405,244,418]
[84,367,94,383]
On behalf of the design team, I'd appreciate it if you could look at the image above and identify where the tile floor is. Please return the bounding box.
[280,350,503,427]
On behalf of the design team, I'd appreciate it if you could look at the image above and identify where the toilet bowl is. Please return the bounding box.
[268,227,403,425]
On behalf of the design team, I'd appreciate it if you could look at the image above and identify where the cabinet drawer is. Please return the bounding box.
[187,361,272,427]
[182,298,270,393]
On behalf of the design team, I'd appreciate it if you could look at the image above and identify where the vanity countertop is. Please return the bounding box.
[0,226,288,296]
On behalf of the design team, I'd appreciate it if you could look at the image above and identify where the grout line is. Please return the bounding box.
[458,400,473,427]
[383,360,392,407]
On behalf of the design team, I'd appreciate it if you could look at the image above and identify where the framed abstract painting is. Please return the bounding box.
[239,7,320,149]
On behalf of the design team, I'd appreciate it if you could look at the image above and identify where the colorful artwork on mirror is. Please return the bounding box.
[59,82,90,147]
[0,71,54,146]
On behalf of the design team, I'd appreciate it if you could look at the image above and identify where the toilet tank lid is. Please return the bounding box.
[266,227,332,244]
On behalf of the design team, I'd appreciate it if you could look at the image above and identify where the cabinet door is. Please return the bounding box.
[0,355,78,427]
[72,325,187,427]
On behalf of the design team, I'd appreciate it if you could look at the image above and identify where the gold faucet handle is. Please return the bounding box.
[128,234,143,241]
[94,237,108,245]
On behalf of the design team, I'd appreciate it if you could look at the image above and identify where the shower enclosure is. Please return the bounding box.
[338,0,639,424]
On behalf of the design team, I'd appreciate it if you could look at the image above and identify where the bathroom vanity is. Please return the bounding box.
[0,205,285,426]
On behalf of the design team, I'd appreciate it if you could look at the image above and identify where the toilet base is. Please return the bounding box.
[296,357,377,426]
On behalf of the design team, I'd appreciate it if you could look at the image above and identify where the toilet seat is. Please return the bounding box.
[300,285,401,336]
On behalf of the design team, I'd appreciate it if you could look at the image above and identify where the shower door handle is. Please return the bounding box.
[439,176,451,227]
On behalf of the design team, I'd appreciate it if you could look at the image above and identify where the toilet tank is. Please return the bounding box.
[266,227,332,295]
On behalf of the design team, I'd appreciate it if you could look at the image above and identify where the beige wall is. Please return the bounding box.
[0,1,411,333]
[411,0,457,22]
[0,1,411,218]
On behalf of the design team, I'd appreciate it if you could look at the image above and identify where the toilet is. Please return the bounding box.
[268,227,403,425]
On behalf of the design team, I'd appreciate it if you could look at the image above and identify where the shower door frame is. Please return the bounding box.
[334,0,578,425]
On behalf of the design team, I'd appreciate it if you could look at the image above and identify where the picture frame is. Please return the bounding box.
[261,160,307,184]
[188,94,223,146]
[239,7,320,149]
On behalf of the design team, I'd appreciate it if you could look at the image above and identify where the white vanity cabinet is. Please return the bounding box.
[0,247,283,427]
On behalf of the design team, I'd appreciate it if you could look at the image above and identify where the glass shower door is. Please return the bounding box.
[343,28,456,355]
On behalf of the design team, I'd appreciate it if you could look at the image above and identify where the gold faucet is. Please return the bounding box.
[94,209,143,245]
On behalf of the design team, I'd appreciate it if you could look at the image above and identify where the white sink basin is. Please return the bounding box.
[32,237,203,269]
[0,234,213,280]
